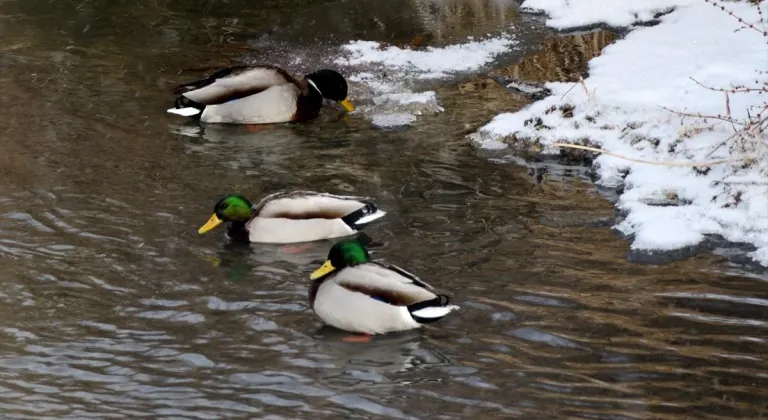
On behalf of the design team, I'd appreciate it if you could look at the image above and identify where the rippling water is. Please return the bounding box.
[1,0,766,419]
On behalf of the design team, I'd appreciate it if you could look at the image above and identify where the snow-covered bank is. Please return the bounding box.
[519,0,697,29]
[470,0,768,266]
[333,36,517,127]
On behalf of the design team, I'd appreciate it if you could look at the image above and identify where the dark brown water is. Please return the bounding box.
[1,1,767,419]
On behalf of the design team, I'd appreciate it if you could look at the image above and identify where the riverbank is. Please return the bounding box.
[470,0,768,267]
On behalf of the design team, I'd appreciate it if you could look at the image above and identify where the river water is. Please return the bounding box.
[1,0,766,419]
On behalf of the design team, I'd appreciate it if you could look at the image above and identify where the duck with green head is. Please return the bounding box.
[308,239,459,336]
[168,65,354,124]
[198,191,386,244]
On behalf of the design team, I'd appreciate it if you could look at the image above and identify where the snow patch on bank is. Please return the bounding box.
[521,0,697,29]
[334,36,517,128]
[471,1,768,266]
[339,37,515,77]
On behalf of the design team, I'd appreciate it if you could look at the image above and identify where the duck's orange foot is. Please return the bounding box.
[279,243,313,254]
[246,124,276,132]
[342,333,372,343]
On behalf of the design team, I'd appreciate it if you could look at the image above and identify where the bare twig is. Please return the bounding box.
[690,76,768,94]
[579,75,590,97]
[561,75,596,101]
[705,127,749,158]
[724,90,741,135]
[560,83,578,101]
[659,104,744,126]
[551,143,744,166]
[702,0,768,38]
[758,0,768,35]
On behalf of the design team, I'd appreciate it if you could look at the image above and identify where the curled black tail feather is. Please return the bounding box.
[172,65,250,95]
[408,294,451,312]
[172,96,205,120]
[341,201,379,229]
[407,294,452,324]
[174,95,204,110]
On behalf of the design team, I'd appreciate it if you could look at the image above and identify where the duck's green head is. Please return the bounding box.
[305,69,354,112]
[198,194,254,234]
[310,238,370,280]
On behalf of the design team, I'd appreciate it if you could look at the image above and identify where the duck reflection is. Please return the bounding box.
[313,326,452,376]
[204,233,379,283]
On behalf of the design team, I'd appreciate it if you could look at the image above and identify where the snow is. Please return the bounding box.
[506,81,547,95]
[338,37,515,77]
[373,92,438,105]
[471,0,768,266]
[521,0,697,29]
[372,113,417,128]
[334,35,516,127]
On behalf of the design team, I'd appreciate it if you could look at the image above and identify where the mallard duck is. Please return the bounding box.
[308,239,459,336]
[197,191,385,244]
[167,65,355,124]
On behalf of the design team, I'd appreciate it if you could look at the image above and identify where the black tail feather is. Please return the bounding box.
[172,96,206,119]
[341,202,379,230]
[407,294,450,313]
[408,294,452,324]
[172,65,250,95]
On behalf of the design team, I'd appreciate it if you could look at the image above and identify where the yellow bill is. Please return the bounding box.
[339,98,355,112]
[198,213,223,234]
[310,260,336,280]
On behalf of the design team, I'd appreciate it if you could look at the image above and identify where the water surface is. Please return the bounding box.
[1,1,766,419]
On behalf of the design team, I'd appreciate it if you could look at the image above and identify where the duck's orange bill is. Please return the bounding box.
[340,98,355,112]
[198,214,223,234]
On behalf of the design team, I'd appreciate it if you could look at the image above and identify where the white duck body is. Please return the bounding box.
[235,192,386,244]
[167,66,322,124]
[199,84,300,124]
[310,262,459,335]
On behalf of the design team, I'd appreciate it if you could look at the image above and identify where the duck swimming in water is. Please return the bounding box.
[168,65,354,124]
[197,192,385,244]
[308,239,459,337]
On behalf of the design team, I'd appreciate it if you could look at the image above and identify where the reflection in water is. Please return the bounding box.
[413,0,520,43]
[1,0,767,419]
[491,30,619,83]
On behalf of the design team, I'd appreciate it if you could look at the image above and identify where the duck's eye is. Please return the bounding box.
[220,203,229,210]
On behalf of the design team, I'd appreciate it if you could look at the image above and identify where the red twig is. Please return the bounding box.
[690,77,768,94]
[659,105,745,125]
[702,0,768,39]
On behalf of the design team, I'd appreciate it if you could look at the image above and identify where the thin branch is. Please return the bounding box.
[705,112,768,158]
[579,75,590,98]
[560,82,578,101]
[690,76,768,94]
[702,0,768,38]
[724,90,740,134]
[561,76,596,101]
[705,129,746,157]
[550,143,745,166]
[659,104,744,126]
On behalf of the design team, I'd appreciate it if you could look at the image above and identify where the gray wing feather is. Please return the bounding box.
[252,191,376,217]
[182,66,295,105]
[371,261,435,290]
